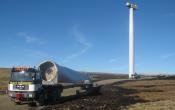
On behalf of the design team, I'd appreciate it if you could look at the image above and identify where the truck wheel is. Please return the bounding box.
[28,102,36,107]
[36,93,45,106]
[15,102,21,105]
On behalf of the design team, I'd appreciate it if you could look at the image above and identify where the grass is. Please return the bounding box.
[124,100,175,110]
[0,68,11,90]
[119,80,175,110]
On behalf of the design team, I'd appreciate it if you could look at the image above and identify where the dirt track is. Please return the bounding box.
[0,95,28,110]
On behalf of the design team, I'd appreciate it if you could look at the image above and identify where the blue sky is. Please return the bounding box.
[0,0,175,74]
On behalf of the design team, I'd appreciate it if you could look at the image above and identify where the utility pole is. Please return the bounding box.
[126,2,137,79]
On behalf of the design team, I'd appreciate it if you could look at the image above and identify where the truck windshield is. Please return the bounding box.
[10,71,36,81]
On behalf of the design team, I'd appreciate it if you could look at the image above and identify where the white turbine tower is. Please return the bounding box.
[126,2,137,79]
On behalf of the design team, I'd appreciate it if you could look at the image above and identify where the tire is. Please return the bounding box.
[36,93,45,106]
[15,102,21,105]
[28,102,36,107]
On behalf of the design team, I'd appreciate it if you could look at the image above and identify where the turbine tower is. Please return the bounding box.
[126,2,137,79]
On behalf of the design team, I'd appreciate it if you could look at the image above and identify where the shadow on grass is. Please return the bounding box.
[34,80,165,110]
[102,85,148,110]
[40,84,149,110]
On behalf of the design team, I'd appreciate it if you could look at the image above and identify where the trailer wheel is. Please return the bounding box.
[36,93,45,106]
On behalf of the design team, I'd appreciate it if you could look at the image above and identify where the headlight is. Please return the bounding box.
[9,93,13,97]
[29,94,33,98]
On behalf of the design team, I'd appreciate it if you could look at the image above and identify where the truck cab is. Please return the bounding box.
[8,67,42,105]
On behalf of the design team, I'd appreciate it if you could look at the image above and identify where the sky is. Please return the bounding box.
[0,0,175,74]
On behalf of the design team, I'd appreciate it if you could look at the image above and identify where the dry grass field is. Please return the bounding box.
[0,68,11,90]
[119,80,175,110]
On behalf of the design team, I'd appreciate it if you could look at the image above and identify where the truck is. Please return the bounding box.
[8,60,100,106]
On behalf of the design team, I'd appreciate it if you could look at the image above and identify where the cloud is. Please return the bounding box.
[164,12,175,17]
[25,50,51,61]
[73,26,92,47]
[109,58,118,63]
[63,25,92,63]
[161,52,175,59]
[163,11,175,18]
[17,32,44,44]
